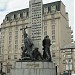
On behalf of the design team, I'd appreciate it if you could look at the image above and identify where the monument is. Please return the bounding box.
[20,26,52,62]
[11,0,56,74]
[11,26,56,75]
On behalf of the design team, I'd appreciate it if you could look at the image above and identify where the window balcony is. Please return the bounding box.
[71,35,73,38]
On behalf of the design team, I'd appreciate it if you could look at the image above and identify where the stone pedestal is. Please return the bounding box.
[11,61,56,75]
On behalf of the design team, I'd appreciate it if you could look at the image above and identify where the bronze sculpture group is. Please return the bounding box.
[20,27,52,62]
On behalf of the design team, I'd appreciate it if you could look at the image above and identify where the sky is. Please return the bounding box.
[0,0,74,40]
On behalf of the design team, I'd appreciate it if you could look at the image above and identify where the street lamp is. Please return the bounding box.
[68,60,71,75]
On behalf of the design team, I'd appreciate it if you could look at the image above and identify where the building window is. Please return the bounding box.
[52,25,55,29]
[14,55,17,59]
[9,31,12,45]
[15,31,18,35]
[15,40,18,44]
[66,55,72,58]
[52,30,55,35]
[17,13,20,18]
[9,32,12,35]
[22,35,24,39]
[15,26,18,30]
[2,45,4,51]
[66,64,72,70]
[11,15,14,20]
[52,36,55,40]
[9,41,11,44]
[15,35,18,39]
[22,39,24,44]
[7,67,10,73]
[52,53,56,57]
[0,46,1,54]
[44,31,47,36]
[8,55,11,59]
[44,26,47,31]
[9,36,12,40]
[6,17,9,21]
[14,14,16,19]
[23,12,27,18]
[51,5,56,12]
[44,15,47,20]
[15,30,18,47]
[8,45,11,49]
[65,49,71,52]
[2,40,4,43]
[44,7,48,13]
[15,45,18,49]
[44,21,47,25]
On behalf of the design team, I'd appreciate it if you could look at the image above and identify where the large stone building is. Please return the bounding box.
[0,0,73,75]
[29,0,43,50]
[61,43,75,74]
[0,33,1,57]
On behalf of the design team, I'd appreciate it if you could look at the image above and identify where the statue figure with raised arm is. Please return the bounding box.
[20,26,33,59]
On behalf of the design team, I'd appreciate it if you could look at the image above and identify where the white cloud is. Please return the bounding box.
[73,1,75,40]
[6,0,29,12]
[0,2,6,9]
[0,0,29,23]
[0,0,9,10]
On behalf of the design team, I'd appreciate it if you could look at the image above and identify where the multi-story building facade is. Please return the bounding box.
[29,0,43,50]
[0,33,1,58]
[0,32,2,63]
[61,43,75,74]
[0,0,73,75]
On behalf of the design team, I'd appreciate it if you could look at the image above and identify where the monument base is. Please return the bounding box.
[11,61,56,75]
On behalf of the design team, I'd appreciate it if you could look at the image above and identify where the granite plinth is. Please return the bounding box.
[11,61,56,75]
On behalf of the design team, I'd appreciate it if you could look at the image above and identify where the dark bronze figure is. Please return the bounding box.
[42,35,52,61]
[31,48,43,60]
[20,26,33,59]
[20,27,52,61]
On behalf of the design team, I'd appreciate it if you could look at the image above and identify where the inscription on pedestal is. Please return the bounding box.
[26,64,39,67]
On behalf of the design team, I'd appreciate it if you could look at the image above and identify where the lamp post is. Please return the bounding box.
[68,61,71,75]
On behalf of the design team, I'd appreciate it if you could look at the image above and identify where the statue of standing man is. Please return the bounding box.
[42,35,52,61]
